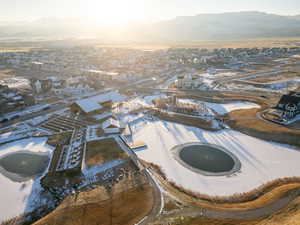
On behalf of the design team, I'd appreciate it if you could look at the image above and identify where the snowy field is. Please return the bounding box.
[132,120,300,196]
[114,94,166,115]
[178,98,260,115]
[0,77,30,89]
[201,71,237,79]
[203,101,260,115]
[0,137,54,222]
[220,82,300,94]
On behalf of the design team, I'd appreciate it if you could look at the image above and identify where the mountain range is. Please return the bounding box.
[1,11,300,41]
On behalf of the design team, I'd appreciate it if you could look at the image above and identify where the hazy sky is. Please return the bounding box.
[1,0,300,24]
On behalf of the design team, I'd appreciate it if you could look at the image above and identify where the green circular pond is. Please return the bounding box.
[173,143,241,176]
[0,151,49,180]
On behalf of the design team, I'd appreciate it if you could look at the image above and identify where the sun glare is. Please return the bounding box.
[86,0,146,26]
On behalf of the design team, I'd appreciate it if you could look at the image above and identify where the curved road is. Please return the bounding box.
[202,188,300,220]
[137,164,300,223]
[158,188,300,222]
[257,110,300,131]
[138,169,163,225]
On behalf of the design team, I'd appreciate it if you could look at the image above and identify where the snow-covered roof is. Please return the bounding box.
[5,92,17,98]
[76,99,103,113]
[74,92,125,113]
[87,69,119,76]
[13,95,23,100]
[92,112,113,120]
[102,118,120,129]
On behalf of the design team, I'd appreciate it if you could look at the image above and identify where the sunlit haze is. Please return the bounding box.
[1,0,300,25]
[1,0,300,223]
[85,0,147,25]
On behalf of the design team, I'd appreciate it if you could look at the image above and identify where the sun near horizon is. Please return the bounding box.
[85,0,147,26]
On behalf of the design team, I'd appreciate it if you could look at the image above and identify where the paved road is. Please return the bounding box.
[0,102,67,129]
[158,188,300,222]
[138,169,163,225]
[204,188,300,220]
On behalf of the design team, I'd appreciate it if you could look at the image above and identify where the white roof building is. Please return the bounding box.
[92,111,113,121]
[73,92,125,114]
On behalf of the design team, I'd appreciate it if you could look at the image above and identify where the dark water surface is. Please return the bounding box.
[179,145,235,173]
[0,151,49,179]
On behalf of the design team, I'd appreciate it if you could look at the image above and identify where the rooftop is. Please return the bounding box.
[74,92,125,113]
[86,69,119,76]
[102,118,120,129]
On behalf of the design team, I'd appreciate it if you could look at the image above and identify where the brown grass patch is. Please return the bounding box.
[46,132,71,147]
[150,109,219,131]
[0,69,14,78]
[250,72,300,83]
[226,108,300,147]
[95,38,300,49]
[34,183,153,225]
[85,138,128,167]
[164,198,181,212]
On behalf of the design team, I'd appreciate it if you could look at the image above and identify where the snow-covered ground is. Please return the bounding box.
[219,82,300,94]
[0,104,50,121]
[0,137,54,222]
[194,71,238,90]
[131,119,300,196]
[203,101,260,115]
[0,123,34,144]
[0,77,30,89]
[201,71,237,79]
[178,98,260,115]
[114,94,166,115]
